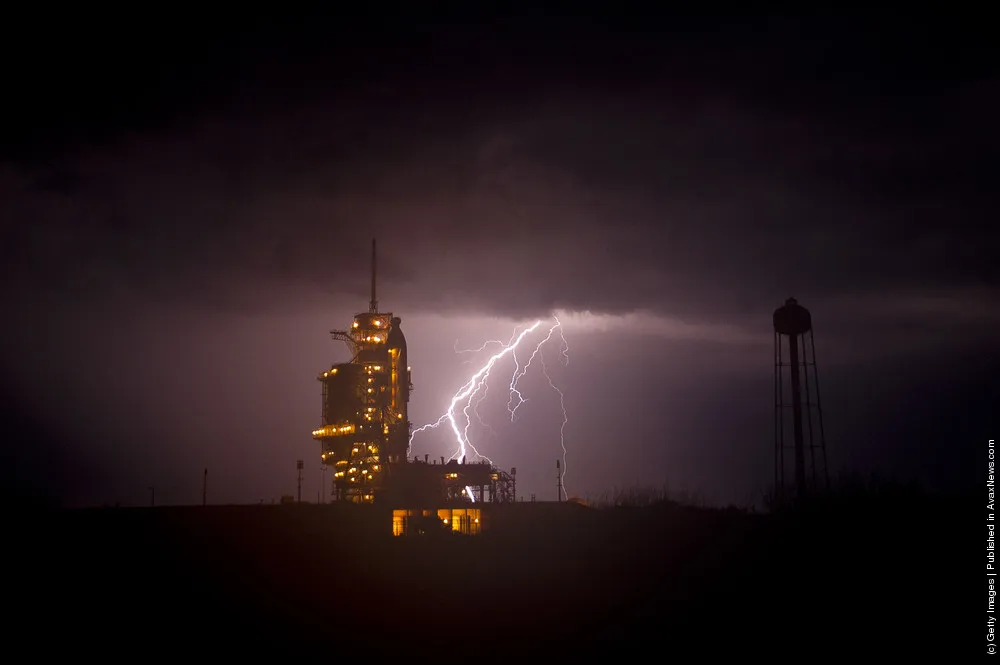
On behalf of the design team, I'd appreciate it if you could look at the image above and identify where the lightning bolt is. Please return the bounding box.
[508,320,560,422]
[542,316,570,500]
[454,334,512,363]
[470,376,497,441]
[456,327,521,437]
[410,316,570,501]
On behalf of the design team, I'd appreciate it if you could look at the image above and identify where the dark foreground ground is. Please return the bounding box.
[8,491,971,658]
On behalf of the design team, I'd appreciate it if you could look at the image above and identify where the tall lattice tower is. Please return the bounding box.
[312,239,413,503]
[773,297,829,502]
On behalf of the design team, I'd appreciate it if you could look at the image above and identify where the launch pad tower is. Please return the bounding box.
[311,239,517,515]
[312,240,413,503]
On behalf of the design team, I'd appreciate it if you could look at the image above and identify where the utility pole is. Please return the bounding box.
[296,460,304,503]
[148,486,155,507]
[202,468,208,507]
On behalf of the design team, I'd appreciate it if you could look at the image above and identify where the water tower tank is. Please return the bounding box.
[773,297,812,336]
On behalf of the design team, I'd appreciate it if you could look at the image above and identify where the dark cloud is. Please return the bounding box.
[5,84,995,332]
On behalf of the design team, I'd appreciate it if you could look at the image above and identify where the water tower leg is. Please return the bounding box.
[788,332,807,496]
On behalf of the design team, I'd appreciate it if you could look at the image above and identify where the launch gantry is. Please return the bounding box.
[311,239,517,511]
[312,240,413,503]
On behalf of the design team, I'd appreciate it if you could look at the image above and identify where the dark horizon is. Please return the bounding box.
[1,10,994,509]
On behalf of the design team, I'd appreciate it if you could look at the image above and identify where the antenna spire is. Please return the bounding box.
[369,238,378,313]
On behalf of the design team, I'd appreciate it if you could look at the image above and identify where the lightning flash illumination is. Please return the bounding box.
[410,316,571,500]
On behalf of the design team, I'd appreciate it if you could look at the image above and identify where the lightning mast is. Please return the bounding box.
[370,238,378,314]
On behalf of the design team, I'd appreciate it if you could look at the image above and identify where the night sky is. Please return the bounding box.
[1,10,995,508]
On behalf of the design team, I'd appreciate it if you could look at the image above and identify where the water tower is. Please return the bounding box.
[773,297,829,500]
